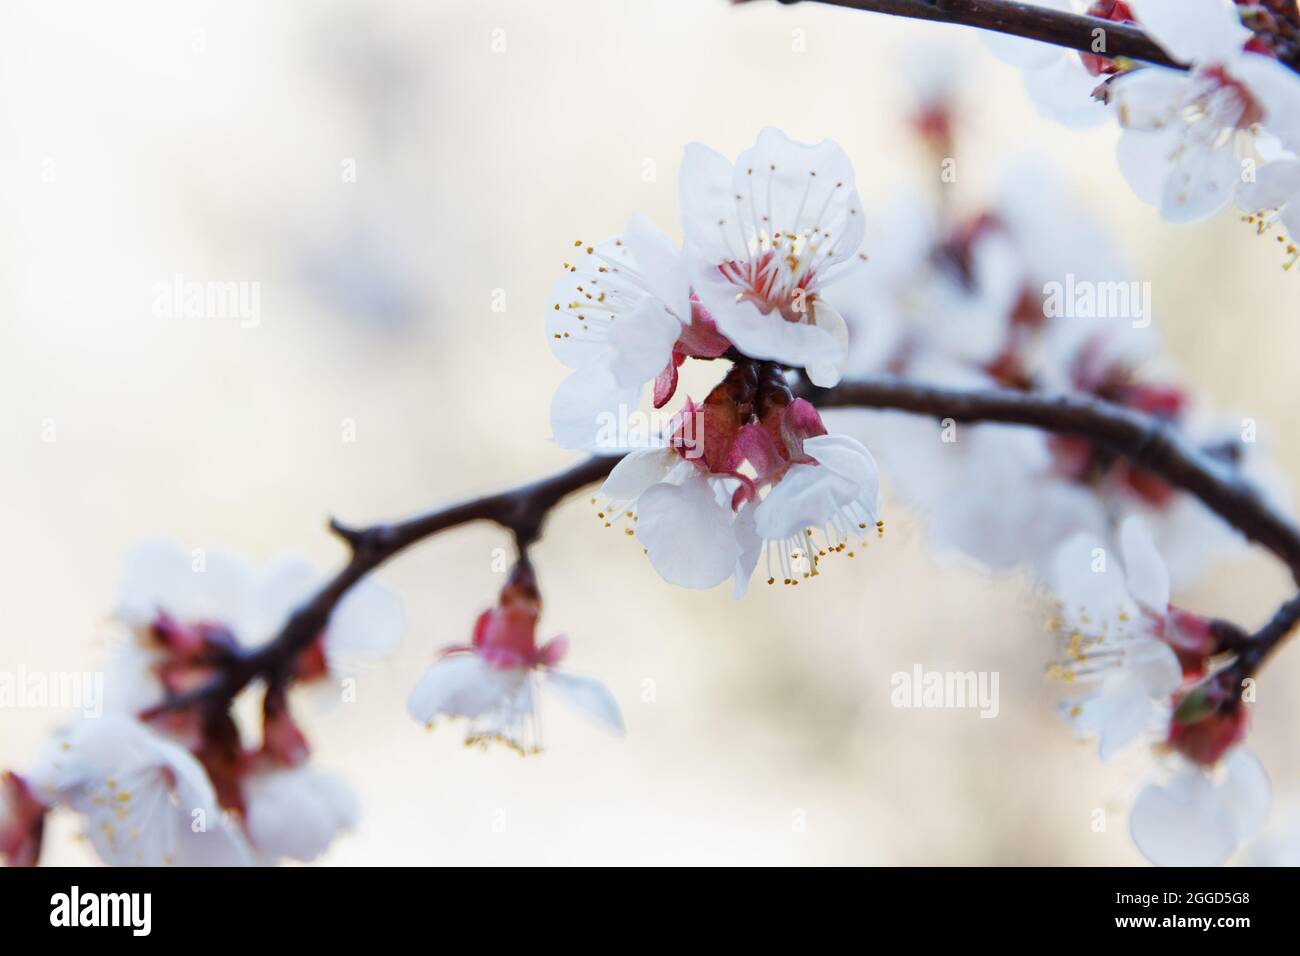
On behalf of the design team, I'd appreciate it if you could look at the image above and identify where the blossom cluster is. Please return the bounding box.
[551,129,884,594]
[0,543,622,866]
[823,55,1287,862]
[992,0,1300,263]
[3,43,1296,862]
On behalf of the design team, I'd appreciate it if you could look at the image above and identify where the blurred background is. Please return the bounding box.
[3,0,1300,866]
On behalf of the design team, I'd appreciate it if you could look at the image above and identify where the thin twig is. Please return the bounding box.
[741,0,1183,68]
[810,377,1300,581]
[150,378,1300,715]
[1238,592,1300,674]
[145,455,618,715]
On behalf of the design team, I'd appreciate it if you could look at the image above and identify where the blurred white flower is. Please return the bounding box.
[1048,517,1182,760]
[27,716,252,867]
[980,0,1109,129]
[1109,0,1294,222]
[1231,55,1300,259]
[111,539,404,711]
[242,764,359,864]
[1130,748,1270,866]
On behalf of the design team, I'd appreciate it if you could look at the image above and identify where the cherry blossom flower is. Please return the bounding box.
[406,563,624,754]
[829,153,1282,586]
[1108,0,1299,222]
[1232,51,1300,263]
[548,215,696,451]
[602,444,746,592]
[597,381,752,593]
[1046,516,1270,865]
[25,715,252,867]
[599,364,882,595]
[1047,517,1186,760]
[1130,747,1270,865]
[679,128,864,387]
[110,539,404,713]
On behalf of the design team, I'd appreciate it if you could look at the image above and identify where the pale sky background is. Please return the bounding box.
[3,0,1300,865]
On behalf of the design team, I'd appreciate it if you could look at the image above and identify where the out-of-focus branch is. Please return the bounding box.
[739,0,1184,68]
[1238,592,1300,674]
[145,455,618,716]
[151,375,1300,718]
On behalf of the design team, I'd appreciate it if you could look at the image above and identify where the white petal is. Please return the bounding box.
[1130,751,1269,867]
[1282,200,1300,239]
[1119,516,1170,612]
[1130,767,1238,866]
[115,538,195,629]
[549,363,643,453]
[1220,748,1271,845]
[239,554,319,646]
[733,128,865,268]
[803,434,881,511]
[600,447,677,502]
[1235,53,1300,148]
[544,236,637,369]
[678,142,738,264]
[406,654,522,724]
[1075,671,1155,761]
[1110,68,1187,131]
[243,766,359,863]
[1237,157,1300,212]
[327,576,405,670]
[754,436,879,542]
[732,502,762,599]
[1128,0,1251,66]
[605,295,683,388]
[634,474,739,589]
[154,735,223,814]
[544,670,625,736]
[689,252,842,371]
[622,212,691,322]
[1128,637,1182,698]
[1116,128,1181,207]
[1159,130,1240,223]
[1024,55,1109,129]
[116,540,260,638]
[170,816,254,867]
[805,299,849,388]
[1050,532,1135,631]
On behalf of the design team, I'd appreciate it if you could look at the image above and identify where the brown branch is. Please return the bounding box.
[149,377,1300,717]
[144,455,618,716]
[809,377,1300,582]
[1238,592,1300,675]
[742,0,1184,68]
